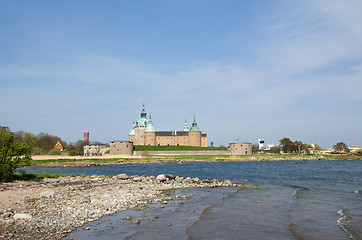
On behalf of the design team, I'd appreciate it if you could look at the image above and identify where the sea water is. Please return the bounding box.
[23,160,362,239]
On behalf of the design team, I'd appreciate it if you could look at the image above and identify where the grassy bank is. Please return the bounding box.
[14,171,77,180]
[21,154,362,167]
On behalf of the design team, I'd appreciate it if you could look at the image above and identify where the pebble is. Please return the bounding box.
[0,174,247,239]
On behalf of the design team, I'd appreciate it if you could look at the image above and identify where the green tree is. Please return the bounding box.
[60,140,69,151]
[333,142,349,152]
[279,138,294,153]
[0,128,31,182]
[22,132,38,151]
[294,141,303,154]
[37,133,61,151]
[75,140,86,155]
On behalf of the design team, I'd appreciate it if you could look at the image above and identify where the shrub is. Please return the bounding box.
[47,148,62,155]
[31,147,46,155]
[0,128,31,182]
[68,150,76,156]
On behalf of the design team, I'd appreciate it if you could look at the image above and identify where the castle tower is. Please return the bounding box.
[145,115,156,146]
[133,103,149,145]
[189,117,201,146]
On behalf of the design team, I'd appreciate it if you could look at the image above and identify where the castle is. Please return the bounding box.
[128,103,208,147]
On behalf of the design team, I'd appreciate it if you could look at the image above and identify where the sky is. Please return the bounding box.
[1,0,361,149]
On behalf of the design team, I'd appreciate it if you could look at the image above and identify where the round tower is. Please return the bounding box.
[188,117,201,146]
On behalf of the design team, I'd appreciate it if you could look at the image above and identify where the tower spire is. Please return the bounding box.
[140,102,147,118]
[190,116,200,132]
[183,118,189,131]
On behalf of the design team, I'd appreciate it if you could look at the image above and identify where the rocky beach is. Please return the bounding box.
[0,174,247,239]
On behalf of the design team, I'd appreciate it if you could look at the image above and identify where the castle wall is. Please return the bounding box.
[145,132,156,146]
[201,135,208,147]
[156,135,174,146]
[128,135,135,143]
[110,141,134,155]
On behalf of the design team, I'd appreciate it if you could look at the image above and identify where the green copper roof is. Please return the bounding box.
[129,123,135,135]
[189,117,200,132]
[183,119,189,131]
[136,103,148,126]
[145,115,155,132]
[136,117,148,126]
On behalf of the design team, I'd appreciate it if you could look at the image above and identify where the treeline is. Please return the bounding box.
[6,127,107,156]
[14,131,87,156]
[278,137,321,154]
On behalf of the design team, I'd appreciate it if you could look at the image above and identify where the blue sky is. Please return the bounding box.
[1,0,361,148]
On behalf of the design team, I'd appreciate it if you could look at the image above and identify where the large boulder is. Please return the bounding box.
[40,190,55,197]
[165,174,176,180]
[13,214,32,220]
[79,196,91,204]
[115,174,129,180]
[132,177,142,182]
[156,174,167,182]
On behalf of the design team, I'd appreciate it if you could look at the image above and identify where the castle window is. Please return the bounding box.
[245,151,248,154]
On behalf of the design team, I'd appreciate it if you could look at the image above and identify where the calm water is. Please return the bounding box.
[23,160,362,240]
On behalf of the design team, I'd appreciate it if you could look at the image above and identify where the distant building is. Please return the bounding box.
[229,143,252,155]
[84,145,109,157]
[84,132,89,145]
[258,138,277,151]
[109,141,134,155]
[128,103,208,147]
[55,141,63,150]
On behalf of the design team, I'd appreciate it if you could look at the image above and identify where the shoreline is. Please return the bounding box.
[0,174,247,239]
[27,154,362,168]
